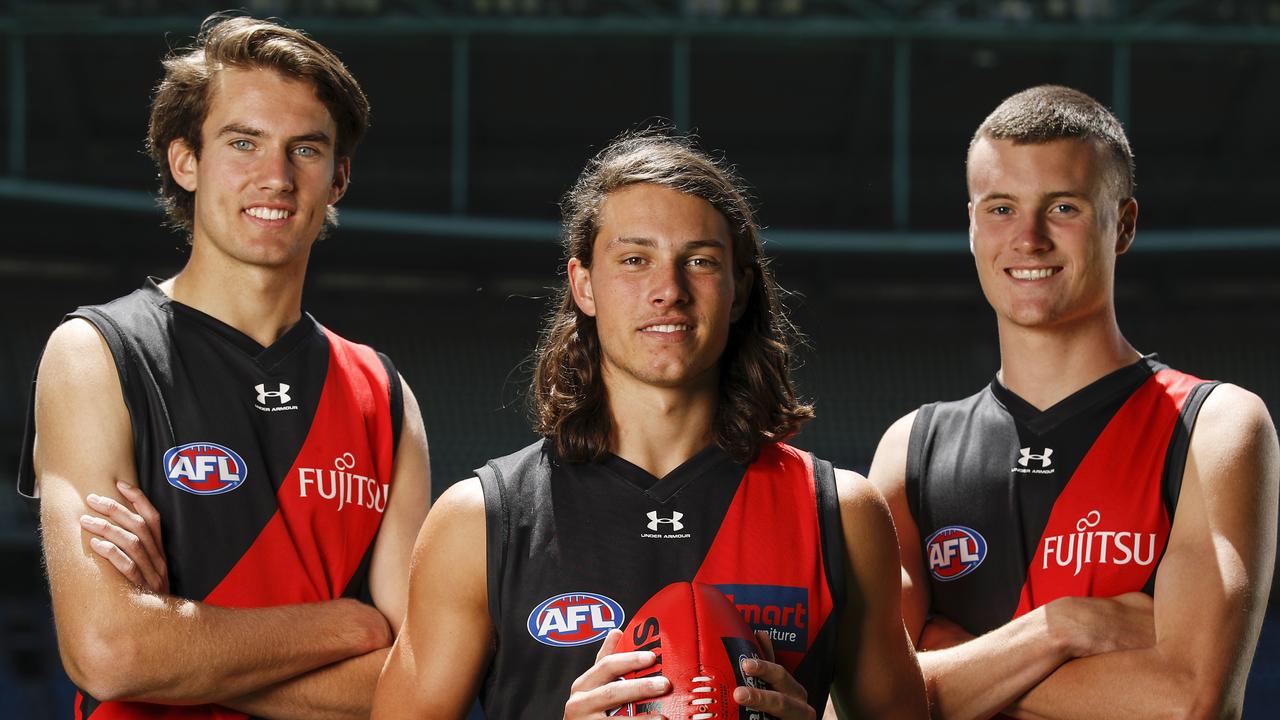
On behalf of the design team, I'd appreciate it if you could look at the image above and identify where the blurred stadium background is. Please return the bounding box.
[1,0,1278,716]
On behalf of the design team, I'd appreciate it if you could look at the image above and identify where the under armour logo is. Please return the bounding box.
[255,383,291,405]
[1018,447,1053,468]
[647,511,684,532]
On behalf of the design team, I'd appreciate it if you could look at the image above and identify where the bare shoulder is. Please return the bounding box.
[867,410,919,496]
[1195,383,1276,442]
[834,468,897,547]
[409,478,486,562]
[38,318,117,391]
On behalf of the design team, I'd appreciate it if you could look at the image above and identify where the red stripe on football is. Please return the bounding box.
[608,581,773,720]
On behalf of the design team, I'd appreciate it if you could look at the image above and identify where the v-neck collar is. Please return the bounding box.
[142,278,317,368]
[598,444,738,503]
[990,354,1164,436]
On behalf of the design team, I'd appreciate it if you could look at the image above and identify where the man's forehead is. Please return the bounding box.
[967,136,1107,194]
[203,66,335,134]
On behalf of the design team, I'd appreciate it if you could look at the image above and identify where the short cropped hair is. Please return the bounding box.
[530,130,814,465]
[146,13,370,234]
[969,85,1134,199]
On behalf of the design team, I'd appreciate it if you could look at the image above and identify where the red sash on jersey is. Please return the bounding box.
[1012,369,1201,616]
[693,443,836,672]
[81,331,395,720]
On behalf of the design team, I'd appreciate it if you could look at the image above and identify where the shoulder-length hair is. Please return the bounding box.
[531,130,814,465]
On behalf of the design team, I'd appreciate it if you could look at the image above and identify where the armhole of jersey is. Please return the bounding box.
[1162,381,1221,523]
[811,455,847,614]
[477,462,508,628]
[376,352,404,452]
[18,310,137,499]
[1143,380,1220,596]
[904,404,936,528]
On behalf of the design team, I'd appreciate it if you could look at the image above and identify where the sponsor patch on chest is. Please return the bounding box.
[925,525,987,582]
[1041,510,1159,577]
[527,592,626,647]
[163,442,247,495]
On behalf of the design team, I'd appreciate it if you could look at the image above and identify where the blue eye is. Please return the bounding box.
[294,146,318,157]
[231,139,254,151]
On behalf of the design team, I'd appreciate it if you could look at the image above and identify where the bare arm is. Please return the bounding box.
[372,478,495,719]
[869,412,1128,720]
[37,319,390,704]
[1006,384,1279,720]
[223,377,433,719]
[829,466,929,720]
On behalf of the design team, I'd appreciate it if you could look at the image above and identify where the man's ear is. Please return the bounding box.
[568,257,597,317]
[329,156,351,206]
[967,201,976,256]
[1115,197,1139,255]
[731,266,754,322]
[168,139,199,193]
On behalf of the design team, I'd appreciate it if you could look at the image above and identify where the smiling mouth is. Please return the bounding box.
[1007,267,1060,280]
[642,324,693,333]
[245,207,293,221]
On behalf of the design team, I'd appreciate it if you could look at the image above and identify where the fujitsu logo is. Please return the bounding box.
[1041,510,1157,577]
[646,511,684,531]
[297,451,388,513]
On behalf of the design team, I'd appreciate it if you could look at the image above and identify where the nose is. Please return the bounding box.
[1012,212,1052,254]
[257,146,295,193]
[649,260,690,307]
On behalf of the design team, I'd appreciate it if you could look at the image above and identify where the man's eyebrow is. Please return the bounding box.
[215,124,333,146]
[608,237,657,249]
[606,237,727,250]
[978,191,1090,202]
[217,123,264,138]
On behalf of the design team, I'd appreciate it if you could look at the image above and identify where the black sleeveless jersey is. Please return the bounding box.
[906,355,1217,637]
[477,440,847,719]
[18,279,403,720]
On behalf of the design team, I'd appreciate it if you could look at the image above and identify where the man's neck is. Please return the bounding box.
[162,243,309,348]
[605,371,719,480]
[996,310,1140,410]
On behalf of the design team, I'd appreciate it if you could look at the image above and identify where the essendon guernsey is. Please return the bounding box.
[18,279,403,720]
[905,355,1218,636]
[478,441,846,719]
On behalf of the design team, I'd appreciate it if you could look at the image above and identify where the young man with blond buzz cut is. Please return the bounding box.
[870,85,1278,720]
[19,14,430,719]
[372,132,929,720]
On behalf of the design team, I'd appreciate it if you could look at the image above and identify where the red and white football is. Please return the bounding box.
[608,581,773,720]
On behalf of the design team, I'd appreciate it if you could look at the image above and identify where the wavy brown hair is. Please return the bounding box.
[146,13,370,236]
[531,130,814,465]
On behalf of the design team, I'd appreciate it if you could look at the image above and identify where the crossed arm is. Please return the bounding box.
[37,319,431,718]
[871,387,1279,720]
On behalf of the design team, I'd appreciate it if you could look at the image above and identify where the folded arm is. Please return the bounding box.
[220,376,433,719]
[1005,384,1278,720]
[870,412,1153,720]
[37,319,392,705]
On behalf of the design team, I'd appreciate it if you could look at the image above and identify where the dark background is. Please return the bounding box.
[1,0,1278,716]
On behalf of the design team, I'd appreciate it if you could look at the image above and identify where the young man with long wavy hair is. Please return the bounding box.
[373,132,927,719]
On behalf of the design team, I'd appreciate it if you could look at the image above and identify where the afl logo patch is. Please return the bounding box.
[163,442,247,496]
[527,592,625,647]
[925,525,987,582]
